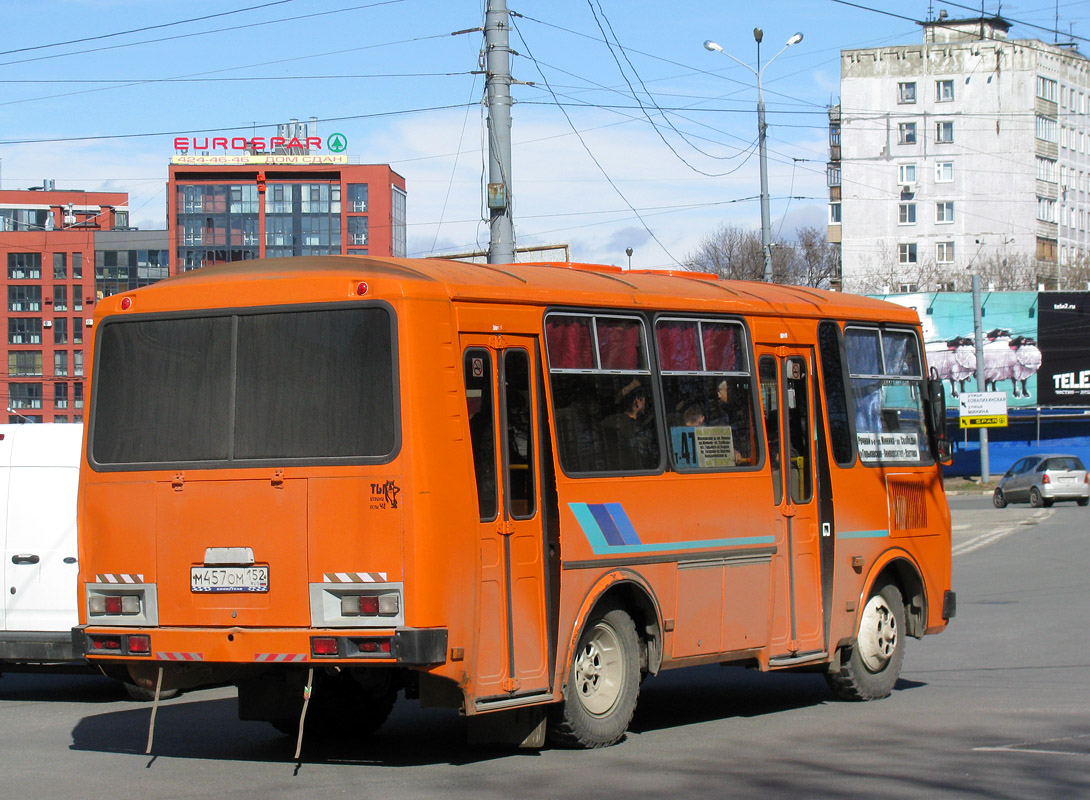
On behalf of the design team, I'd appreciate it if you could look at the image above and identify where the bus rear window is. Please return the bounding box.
[845,325,928,465]
[91,305,397,467]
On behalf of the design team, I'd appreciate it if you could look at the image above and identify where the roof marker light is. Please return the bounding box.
[120,296,133,310]
[356,282,369,296]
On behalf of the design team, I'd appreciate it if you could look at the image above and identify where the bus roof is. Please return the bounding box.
[101,256,919,325]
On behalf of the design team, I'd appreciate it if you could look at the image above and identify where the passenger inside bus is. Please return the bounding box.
[601,379,659,471]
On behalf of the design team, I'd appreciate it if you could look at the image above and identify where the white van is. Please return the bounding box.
[0,423,82,665]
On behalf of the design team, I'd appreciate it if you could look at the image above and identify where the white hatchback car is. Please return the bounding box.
[993,454,1090,508]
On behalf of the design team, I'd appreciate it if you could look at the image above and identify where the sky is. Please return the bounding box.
[1,0,1087,269]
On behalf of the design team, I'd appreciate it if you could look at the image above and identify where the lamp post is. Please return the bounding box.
[6,407,36,423]
[625,247,633,270]
[705,30,803,283]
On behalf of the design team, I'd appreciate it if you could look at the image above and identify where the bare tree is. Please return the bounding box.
[685,224,839,288]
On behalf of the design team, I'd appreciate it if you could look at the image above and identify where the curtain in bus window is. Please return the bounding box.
[92,317,232,464]
[545,316,593,369]
[702,322,739,372]
[883,330,921,375]
[235,308,394,459]
[596,318,640,370]
[655,320,700,371]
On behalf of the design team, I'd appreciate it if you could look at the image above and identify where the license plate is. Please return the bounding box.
[191,565,269,593]
[1058,476,1075,484]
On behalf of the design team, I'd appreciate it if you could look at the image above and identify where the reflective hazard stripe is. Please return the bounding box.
[96,573,145,584]
[254,653,307,663]
[323,572,387,583]
[156,651,203,661]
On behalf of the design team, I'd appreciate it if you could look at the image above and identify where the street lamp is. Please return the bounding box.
[625,247,633,270]
[705,30,803,283]
[6,407,36,423]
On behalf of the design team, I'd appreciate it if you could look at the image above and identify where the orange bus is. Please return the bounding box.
[76,256,955,748]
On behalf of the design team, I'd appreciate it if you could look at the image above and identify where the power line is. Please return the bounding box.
[0,0,295,57]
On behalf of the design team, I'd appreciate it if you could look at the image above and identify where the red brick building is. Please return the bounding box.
[2,186,129,423]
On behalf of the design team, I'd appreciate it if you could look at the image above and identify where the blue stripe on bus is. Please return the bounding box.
[588,503,628,547]
[838,529,890,539]
[568,502,775,555]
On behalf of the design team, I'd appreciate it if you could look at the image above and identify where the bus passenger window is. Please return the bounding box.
[546,313,660,474]
[784,357,813,503]
[759,356,782,504]
[503,349,535,519]
[656,317,756,470]
[464,350,498,520]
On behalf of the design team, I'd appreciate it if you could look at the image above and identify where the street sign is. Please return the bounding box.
[958,391,1008,428]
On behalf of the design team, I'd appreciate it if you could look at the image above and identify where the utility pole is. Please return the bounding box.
[972,274,990,481]
[485,0,514,264]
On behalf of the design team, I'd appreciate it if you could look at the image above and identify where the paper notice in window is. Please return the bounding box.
[857,432,920,462]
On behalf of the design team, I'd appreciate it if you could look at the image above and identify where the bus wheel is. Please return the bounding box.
[826,584,905,701]
[548,605,640,748]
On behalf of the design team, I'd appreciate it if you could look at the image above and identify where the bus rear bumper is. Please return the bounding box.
[74,625,448,666]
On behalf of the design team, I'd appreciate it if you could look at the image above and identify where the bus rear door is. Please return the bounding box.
[461,336,551,705]
[758,348,826,663]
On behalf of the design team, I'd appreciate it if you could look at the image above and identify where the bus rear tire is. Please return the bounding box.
[548,605,640,749]
[271,669,397,740]
[826,583,905,701]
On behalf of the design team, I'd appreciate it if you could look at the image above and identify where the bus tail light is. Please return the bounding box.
[339,592,399,617]
[127,635,151,654]
[89,635,123,651]
[89,594,141,615]
[312,637,339,656]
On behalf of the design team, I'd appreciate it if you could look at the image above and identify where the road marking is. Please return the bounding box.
[974,733,1090,758]
[952,510,1053,556]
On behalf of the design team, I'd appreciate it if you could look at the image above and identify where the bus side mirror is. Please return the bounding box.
[928,368,953,466]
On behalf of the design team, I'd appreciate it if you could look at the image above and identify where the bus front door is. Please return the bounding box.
[758,349,826,662]
[462,337,551,705]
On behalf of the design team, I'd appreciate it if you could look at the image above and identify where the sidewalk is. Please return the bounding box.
[943,477,998,495]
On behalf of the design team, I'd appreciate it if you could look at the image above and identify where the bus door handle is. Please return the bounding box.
[497,520,516,536]
[12,553,40,565]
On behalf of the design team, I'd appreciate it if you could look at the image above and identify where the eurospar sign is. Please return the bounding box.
[170,133,349,165]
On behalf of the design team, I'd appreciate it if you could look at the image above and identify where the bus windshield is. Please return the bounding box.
[90,305,397,467]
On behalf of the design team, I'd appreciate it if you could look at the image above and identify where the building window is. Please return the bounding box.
[897,82,917,103]
[827,165,841,186]
[9,383,43,410]
[1037,75,1058,102]
[898,243,918,264]
[55,382,68,410]
[1038,197,1057,223]
[935,121,954,143]
[898,123,917,145]
[1037,157,1058,183]
[53,253,67,279]
[935,161,954,183]
[54,317,68,345]
[73,287,83,312]
[54,351,68,377]
[53,285,68,312]
[8,285,42,312]
[392,185,407,258]
[74,382,84,409]
[8,318,42,345]
[114,210,129,228]
[347,216,369,246]
[829,202,842,224]
[936,79,954,102]
[8,253,41,280]
[73,350,83,377]
[9,351,43,377]
[73,317,83,345]
[829,123,841,146]
[898,203,917,225]
[897,163,917,185]
[347,184,369,212]
[937,242,955,263]
[1036,115,1058,143]
[898,282,918,293]
[936,202,955,223]
[72,253,83,279]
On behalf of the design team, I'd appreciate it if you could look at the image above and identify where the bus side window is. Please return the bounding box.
[503,349,535,519]
[464,349,498,521]
[759,356,782,504]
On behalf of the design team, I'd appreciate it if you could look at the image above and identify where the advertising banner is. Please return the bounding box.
[1037,292,1090,406]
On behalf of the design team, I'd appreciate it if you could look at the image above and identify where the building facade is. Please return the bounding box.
[831,16,1090,293]
[168,161,407,270]
[1,185,129,423]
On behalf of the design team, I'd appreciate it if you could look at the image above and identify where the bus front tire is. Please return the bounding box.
[826,583,905,702]
[548,605,640,749]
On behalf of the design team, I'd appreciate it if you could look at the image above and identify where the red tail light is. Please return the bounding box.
[127,635,151,654]
[311,637,339,656]
[358,638,392,654]
[1042,474,1051,484]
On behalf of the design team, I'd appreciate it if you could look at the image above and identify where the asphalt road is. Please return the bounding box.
[1,494,1087,799]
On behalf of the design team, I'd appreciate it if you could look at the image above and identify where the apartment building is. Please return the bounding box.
[830,15,1090,293]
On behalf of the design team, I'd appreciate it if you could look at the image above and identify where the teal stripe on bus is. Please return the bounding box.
[837,529,890,539]
[569,502,774,555]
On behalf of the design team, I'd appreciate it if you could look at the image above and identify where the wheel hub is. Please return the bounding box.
[574,621,622,716]
[858,593,898,672]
